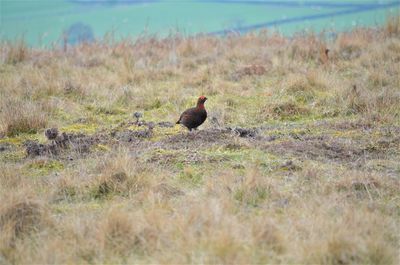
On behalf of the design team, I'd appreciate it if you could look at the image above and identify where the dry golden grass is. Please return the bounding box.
[0,100,48,137]
[0,191,51,257]
[0,18,399,264]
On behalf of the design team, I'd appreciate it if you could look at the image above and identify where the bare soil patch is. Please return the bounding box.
[20,121,400,174]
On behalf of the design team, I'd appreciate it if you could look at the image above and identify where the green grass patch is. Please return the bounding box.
[23,159,64,176]
[61,123,98,134]
[178,166,203,187]
[0,149,26,163]
[234,186,269,207]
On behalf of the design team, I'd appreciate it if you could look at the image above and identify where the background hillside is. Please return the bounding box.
[1,0,399,46]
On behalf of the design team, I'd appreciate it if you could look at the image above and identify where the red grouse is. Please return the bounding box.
[176,96,207,131]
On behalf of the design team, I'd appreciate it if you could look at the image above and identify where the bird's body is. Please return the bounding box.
[177,96,207,131]
[177,107,207,130]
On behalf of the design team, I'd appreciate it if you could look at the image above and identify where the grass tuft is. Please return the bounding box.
[0,193,50,254]
[0,100,48,137]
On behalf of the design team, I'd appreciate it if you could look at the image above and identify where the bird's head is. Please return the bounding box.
[197,95,207,106]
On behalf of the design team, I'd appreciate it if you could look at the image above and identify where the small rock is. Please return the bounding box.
[231,127,258,138]
[45,128,59,140]
[210,117,221,127]
[0,143,13,152]
[147,122,155,130]
[24,140,47,157]
[280,160,301,171]
[54,132,70,148]
[74,118,88,123]
[137,121,146,126]
[157,121,174,128]
[133,112,143,123]
[115,129,152,142]
[266,135,277,142]
[137,129,152,138]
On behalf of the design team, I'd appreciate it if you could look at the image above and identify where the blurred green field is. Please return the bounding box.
[1,0,399,46]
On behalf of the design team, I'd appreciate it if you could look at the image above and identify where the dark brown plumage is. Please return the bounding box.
[176,96,207,131]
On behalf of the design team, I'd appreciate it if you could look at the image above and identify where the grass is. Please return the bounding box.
[0,18,399,264]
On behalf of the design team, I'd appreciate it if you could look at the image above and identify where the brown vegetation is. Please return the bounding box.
[0,18,399,264]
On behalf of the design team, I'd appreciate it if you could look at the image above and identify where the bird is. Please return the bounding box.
[45,128,58,141]
[176,96,207,131]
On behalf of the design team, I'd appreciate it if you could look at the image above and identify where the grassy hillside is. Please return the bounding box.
[0,17,399,264]
[2,0,398,46]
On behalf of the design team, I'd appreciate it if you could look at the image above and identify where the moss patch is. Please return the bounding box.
[61,123,98,134]
[23,159,64,176]
[0,149,26,163]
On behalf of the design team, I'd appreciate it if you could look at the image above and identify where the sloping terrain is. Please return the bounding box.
[0,18,399,264]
